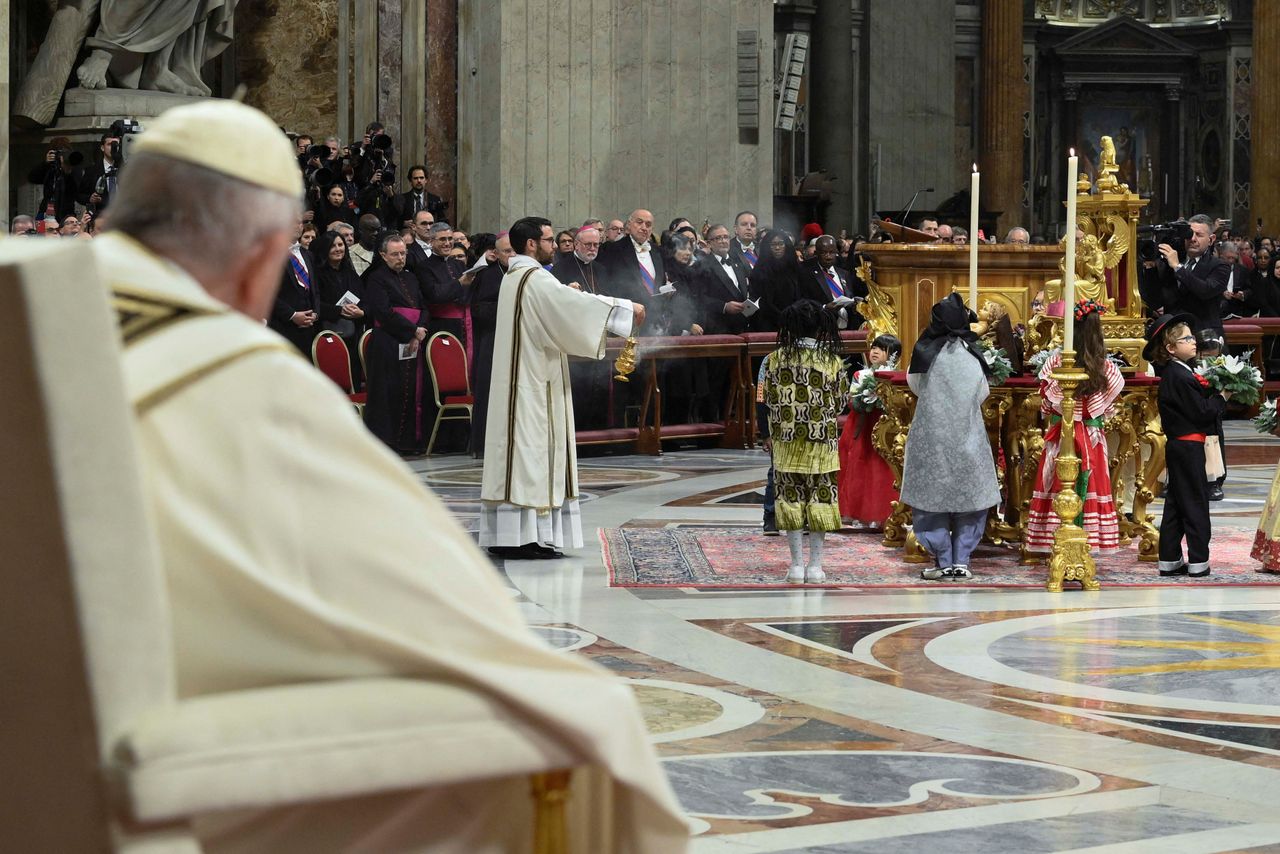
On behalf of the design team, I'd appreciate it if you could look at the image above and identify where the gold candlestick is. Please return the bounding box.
[613,336,638,382]
[1045,352,1101,592]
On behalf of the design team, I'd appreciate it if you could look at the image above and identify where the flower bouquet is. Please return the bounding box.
[1026,347,1057,377]
[978,341,1014,386]
[849,370,882,413]
[1254,398,1278,435]
[1195,351,1264,407]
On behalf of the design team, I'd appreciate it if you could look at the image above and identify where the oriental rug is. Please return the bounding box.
[600,526,1270,589]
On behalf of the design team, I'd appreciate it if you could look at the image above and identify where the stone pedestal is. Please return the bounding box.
[980,0,1024,237]
[1254,3,1279,235]
[48,87,204,143]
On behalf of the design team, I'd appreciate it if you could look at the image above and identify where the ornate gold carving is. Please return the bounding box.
[873,378,915,548]
[614,337,638,382]
[856,259,899,340]
[1045,355,1101,592]
[1096,135,1122,193]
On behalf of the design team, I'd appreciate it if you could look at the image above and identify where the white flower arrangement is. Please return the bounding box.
[1254,398,1278,434]
[978,340,1014,386]
[1196,351,1264,407]
[849,369,882,413]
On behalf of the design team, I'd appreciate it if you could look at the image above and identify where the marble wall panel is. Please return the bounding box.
[377,0,402,148]
[236,0,339,138]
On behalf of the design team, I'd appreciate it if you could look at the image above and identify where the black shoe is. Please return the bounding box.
[1209,485,1225,501]
[1158,563,1189,577]
[1188,564,1211,578]
[530,543,565,559]
[488,543,563,560]
[763,513,779,536]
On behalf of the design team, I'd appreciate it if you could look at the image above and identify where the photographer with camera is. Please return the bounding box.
[77,130,127,213]
[1138,214,1229,339]
[27,136,83,223]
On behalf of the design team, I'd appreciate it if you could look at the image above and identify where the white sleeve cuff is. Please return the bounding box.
[602,297,634,336]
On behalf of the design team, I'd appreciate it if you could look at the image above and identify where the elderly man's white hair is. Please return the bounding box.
[106,151,300,275]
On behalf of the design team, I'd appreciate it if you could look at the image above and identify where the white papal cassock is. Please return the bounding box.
[96,233,689,852]
[480,254,633,548]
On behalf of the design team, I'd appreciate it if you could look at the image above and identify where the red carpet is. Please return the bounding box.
[601,526,1270,589]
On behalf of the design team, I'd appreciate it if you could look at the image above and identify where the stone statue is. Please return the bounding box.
[14,0,238,128]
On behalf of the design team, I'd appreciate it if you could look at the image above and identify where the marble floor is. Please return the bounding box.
[413,421,1280,853]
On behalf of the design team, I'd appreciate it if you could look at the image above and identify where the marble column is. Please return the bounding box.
[1253,2,1279,235]
[979,0,1024,237]
[424,0,457,223]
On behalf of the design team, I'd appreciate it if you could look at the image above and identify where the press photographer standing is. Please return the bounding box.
[1140,214,1229,341]
[27,138,82,222]
[77,131,122,213]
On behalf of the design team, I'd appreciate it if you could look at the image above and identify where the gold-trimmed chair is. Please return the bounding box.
[0,241,575,852]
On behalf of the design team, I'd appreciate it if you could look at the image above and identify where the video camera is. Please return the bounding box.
[1136,220,1193,263]
[108,118,143,166]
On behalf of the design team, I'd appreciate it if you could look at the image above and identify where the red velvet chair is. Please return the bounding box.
[310,332,367,416]
[425,331,474,456]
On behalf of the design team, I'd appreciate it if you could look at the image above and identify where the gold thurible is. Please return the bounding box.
[614,336,638,382]
[1045,351,1101,592]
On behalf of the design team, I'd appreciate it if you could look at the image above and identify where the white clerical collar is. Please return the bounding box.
[508,253,540,271]
[631,238,650,254]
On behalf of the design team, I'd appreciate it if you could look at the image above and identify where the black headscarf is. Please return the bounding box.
[908,292,989,375]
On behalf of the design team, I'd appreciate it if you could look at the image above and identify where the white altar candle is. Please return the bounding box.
[1063,149,1078,352]
[969,163,979,308]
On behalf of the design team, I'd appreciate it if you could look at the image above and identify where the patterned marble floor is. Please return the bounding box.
[413,422,1280,853]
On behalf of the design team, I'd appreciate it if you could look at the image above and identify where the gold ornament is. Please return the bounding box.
[613,336,638,382]
[1045,354,1101,592]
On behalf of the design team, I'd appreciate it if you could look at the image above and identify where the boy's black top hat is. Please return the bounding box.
[1142,312,1197,362]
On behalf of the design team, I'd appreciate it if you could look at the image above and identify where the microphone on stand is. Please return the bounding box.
[898,187,934,231]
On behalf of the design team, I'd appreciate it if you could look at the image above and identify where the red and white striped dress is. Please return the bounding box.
[1023,351,1125,554]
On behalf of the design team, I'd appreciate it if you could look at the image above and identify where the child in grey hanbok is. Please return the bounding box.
[900,293,1000,580]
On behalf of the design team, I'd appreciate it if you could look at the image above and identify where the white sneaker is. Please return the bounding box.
[947,565,973,580]
[805,566,826,584]
[786,565,805,584]
[920,566,949,580]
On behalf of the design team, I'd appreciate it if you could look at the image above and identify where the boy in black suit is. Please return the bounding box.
[1145,313,1231,578]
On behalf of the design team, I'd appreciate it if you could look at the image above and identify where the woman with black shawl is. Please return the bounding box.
[312,230,368,385]
[899,293,999,581]
[748,229,807,333]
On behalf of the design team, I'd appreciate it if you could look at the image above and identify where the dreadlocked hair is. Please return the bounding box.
[776,299,840,364]
[1073,309,1108,397]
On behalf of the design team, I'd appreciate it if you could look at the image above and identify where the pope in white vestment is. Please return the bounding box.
[90,100,689,853]
[480,252,635,549]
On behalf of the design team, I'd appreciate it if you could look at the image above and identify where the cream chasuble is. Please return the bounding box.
[93,234,688,852]
[480,254,633,548]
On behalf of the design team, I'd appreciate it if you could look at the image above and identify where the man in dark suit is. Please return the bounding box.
[597,208,663,331]
[76,131,121,213]
[729,211,759,269]
[386,165,446,230]
[1140,214,1229,340]
[694,223,753,334]
[551,227,611,427]
[1216,240,1254,320]
[802,235,868,331]
[405,209,435,274]
[268,220,319,354]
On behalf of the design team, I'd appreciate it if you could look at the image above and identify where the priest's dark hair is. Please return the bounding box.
[509,217,553,256]
[776,299,839,357]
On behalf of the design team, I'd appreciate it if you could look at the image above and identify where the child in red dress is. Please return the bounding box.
[838,334,902,531]
[1024,300,1125,554]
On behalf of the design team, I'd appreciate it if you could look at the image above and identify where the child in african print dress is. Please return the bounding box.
[837,333,902,530]
[1024,300,1125,554]
[762,300,846,583]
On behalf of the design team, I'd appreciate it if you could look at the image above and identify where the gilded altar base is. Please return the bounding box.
[873,373,1162,578]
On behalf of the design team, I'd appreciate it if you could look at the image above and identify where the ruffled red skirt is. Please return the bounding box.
[837,409,899,524]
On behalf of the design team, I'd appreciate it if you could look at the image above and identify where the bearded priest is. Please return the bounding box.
[480,217,646,560]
